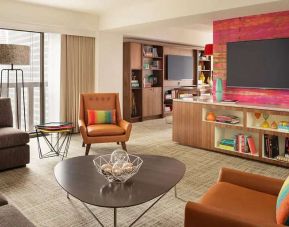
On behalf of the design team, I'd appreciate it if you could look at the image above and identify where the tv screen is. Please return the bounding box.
[167,55,193,80]
[227,38,289,90]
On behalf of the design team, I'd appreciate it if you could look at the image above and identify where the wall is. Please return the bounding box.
[97,31,124,110]
[213,10,289,106]
[0,0,98,37]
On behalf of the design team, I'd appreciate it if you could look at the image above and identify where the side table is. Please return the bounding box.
[35,122,73,160]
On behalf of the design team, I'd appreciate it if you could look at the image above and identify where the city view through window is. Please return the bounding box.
[0,29,60,132]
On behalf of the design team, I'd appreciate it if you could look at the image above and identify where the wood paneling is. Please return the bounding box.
[130,43,142,69]
[173,100,289,167]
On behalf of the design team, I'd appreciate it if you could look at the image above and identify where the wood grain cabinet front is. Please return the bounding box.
[143,87,162,117]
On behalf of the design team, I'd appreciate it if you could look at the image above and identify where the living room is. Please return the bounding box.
[1,0,289,226]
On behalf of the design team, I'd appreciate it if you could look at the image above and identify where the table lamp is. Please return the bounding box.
[0,44,30,130]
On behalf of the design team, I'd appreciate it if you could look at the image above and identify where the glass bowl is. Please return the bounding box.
[93,154,143,183]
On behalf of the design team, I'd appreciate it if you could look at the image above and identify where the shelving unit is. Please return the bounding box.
[173,100,289,167]
[197,50,213,85]
[124,39,204,121]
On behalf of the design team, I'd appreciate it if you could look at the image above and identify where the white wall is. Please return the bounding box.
[97,31,124,110]
[0,0,98,37]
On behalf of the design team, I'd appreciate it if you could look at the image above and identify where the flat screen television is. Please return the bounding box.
[227,38,289,90]
[167,55,193,80]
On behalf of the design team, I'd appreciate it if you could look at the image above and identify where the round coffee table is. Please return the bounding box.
[54,155,185,227]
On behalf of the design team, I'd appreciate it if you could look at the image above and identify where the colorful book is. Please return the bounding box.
[247,136,257,155]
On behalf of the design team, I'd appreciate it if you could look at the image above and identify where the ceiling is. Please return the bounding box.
[14,0,133,14]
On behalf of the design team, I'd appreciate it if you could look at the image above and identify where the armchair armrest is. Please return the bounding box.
[78,119,88,140]
[218,168,284,196]
[119,120,132,140]
[185,201,260,227]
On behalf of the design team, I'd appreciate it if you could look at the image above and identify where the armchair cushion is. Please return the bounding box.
[276,176,289,225]
[200,182,277,224]
[87,109,116,125]
[87,124,125,137]
[0,127,29,149]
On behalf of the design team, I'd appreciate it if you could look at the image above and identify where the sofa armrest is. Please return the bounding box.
[218,167,284,196]
[119,120,132,139]
[185,201,260,227]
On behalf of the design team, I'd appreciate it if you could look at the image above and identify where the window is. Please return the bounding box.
[0,29,60,132]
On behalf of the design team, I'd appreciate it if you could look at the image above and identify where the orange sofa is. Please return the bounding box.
[79,93,132,155]
[185,168,285,227]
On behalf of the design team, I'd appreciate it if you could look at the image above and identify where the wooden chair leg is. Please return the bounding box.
[121,142,127,151]
[82,142,85,147]
[85,144,91,156]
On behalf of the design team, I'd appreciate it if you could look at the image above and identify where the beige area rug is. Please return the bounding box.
[0,118,289,226]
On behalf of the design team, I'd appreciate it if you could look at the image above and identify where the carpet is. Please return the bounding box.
[0,118,289,226]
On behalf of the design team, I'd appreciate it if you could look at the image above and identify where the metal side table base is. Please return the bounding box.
[174,186,187,203]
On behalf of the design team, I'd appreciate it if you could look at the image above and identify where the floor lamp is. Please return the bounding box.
[0,44,30,131]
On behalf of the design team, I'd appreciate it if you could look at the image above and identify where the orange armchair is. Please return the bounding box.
[79,93,132,155]
[185,168,284,227]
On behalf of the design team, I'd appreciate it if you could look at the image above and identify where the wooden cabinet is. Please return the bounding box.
[130,43,141,70]
[143,87,162,117]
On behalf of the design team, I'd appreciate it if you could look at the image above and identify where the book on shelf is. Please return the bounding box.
[247,136,257,155]
[264,134,279,159]
[219,144,235,151]
[216,115,240,124]
[285,137,289,158]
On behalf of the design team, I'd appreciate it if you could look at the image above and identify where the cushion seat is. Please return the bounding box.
[0,127,29,149]
[87,124,125,137]
[200,182,277,224]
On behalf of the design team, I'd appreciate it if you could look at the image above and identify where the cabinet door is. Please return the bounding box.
[142,88,153,117]
[152,87,162,115]
[130,43,141,69]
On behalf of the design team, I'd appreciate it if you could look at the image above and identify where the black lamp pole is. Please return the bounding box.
[0,64,27,131]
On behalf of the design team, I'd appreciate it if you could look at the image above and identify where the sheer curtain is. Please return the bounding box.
[60,35,95,132]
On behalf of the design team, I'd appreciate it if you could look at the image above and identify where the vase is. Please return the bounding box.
[216,91,223,102]
[215,78,223,102]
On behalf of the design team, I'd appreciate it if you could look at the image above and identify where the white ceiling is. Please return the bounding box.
[14,0,132,14]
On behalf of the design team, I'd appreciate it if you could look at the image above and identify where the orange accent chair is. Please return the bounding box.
[79,93,132,155]
[185,168,284,227]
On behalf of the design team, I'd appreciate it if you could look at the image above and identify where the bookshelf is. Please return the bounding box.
[173,99,289,167]
[124,39,203,122]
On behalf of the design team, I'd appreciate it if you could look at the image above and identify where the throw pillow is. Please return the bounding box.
[276,176,289,225]
[87,110,116,125]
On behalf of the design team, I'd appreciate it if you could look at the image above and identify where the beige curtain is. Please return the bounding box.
[60,35,95,132]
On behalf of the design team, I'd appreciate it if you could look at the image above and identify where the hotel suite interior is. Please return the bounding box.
[1,0,289,226]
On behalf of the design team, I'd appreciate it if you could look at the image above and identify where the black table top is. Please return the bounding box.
[54,155,186,208]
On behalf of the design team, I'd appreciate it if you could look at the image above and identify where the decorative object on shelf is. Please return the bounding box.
[278,121,289,132]
[199,72,205,84]
[216,115,240,124]
[215,78,223,102]
[143,63,150,69]
[94,149,143,183]
[254,112,261,119]
[204,44,213,56]
[206,112,216,121]
[261,113,270,128]
[0,44,30,131]
[271,121,278,129]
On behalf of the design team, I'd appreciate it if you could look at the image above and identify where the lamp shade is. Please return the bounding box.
[0,44,30,65]
[204,44,213,56]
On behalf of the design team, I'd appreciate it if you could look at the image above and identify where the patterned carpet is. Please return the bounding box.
[0,118,289,227]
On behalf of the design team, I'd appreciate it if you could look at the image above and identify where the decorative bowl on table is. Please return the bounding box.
[93,149,143,183]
